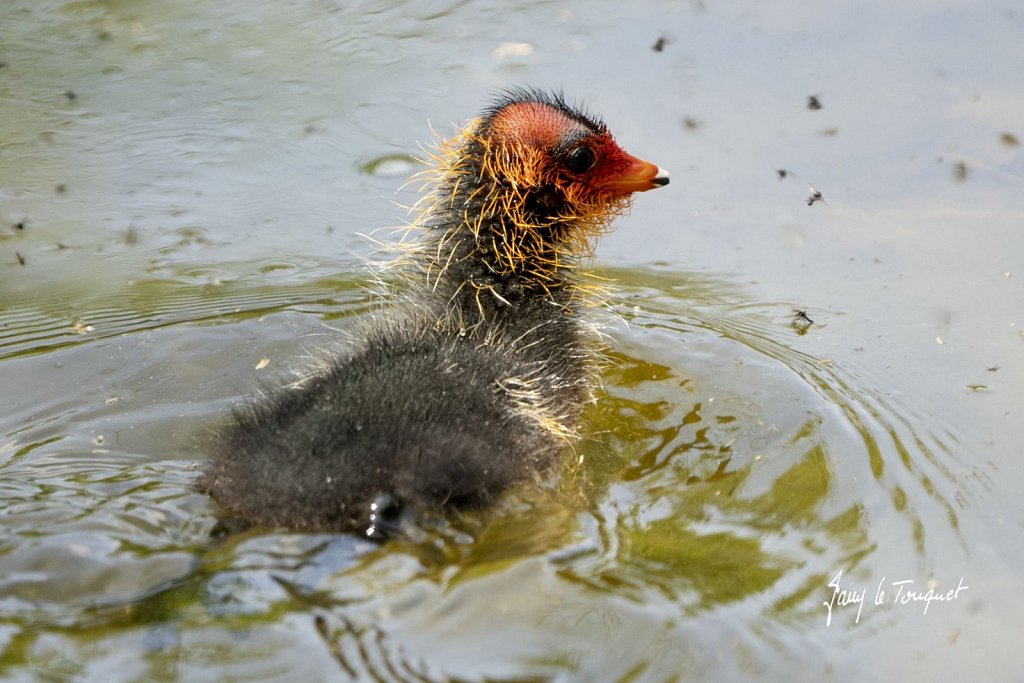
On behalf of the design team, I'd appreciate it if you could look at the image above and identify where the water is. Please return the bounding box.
[2,1,1023,681]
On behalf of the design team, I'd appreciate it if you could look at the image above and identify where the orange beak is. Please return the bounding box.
[598,151,670,195]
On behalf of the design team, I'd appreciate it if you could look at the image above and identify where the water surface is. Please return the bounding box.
[2,1,1022,681]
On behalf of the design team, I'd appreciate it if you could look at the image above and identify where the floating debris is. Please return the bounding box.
[792,309,814,333]
[966,384,988,393]
[492,42,533,60]
[652,36,670,52]
[64,90,77,102]
[935,336,945,345]
[255,358,270,370]
[806,186,824,206]
[358,153,418,177]
[777,169,790,180]
[819,127,839,137]
[807,94,823,110]
[15,252,25,266]
[682,116,702,131]
[987,365,1000,372]
[1000,132,1020,147]
[953,160,969,181]
[71,322,95,335]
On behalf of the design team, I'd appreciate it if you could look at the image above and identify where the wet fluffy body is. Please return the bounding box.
[201,89,668,536]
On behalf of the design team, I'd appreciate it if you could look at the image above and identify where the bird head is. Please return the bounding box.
[414,89,669,298]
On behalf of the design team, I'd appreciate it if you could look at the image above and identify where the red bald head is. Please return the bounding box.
[479,90,669,201]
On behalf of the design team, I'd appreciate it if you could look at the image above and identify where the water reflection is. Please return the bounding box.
[290,267,968,678]
[0,261,980,678]
[0,264,977,678]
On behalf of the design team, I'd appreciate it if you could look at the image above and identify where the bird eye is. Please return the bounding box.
[565,145,597,173]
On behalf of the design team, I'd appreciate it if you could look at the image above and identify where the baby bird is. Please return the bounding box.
[201,89,669,537]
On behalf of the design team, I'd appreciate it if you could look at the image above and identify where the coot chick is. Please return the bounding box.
[201,89,669,537]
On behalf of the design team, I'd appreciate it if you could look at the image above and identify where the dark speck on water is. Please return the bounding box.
[15,252,26,266]
[777,168,790,180]
[1000,132,1019,147]
[807,94,822,110]
[652,36,669,52]
[806,186,824,205]
[954,160,969,181]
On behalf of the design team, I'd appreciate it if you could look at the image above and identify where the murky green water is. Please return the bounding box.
[2,1,1023,681]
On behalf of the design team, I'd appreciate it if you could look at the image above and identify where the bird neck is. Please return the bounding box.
[421,176,584,325]
[406,126,614,332]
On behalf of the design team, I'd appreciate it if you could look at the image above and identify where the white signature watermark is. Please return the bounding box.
[823,569,969,627]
